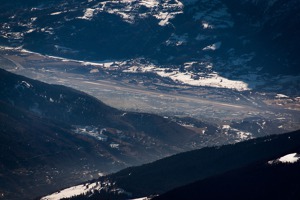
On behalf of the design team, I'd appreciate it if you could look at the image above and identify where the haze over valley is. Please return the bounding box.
[0,0,299,199]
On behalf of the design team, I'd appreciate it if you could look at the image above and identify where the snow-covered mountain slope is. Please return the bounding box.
[41,181,103,200]
[1,0,299,90]
[268,152,300,164]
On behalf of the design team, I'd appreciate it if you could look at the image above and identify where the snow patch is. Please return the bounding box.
[268,153,300,164]
[236,131,252,140]
[178,122,195,128]
[220,125,253,142]
[129,197,149,200]
[26,29,35,34]
[41,182,102,200]
[202,21,213,29]
[93,0,183,26]
[110,143,120,149]
[77,8,95,20]
[0,46,15,50]
[275,94,289,98]
[139,0,159,8]
[203,42,222,51]
[21,81,33,88]
[157,70,249,91]
[15,81,33,89]
[90,69,99,73]
[74,126,108,142]
[19,47,120,68]
[123,62,250,91]
[50,12,63,16]
[222,125,230,129]
[279,153,299,163]
[31,17,37,22]
[154,11,183,26]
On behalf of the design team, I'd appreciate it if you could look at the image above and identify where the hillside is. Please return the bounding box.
[0,0,300,199]
[1,0,299,89]
[60,129,300,199]
[154,154,300,200]
[0,68,208,200]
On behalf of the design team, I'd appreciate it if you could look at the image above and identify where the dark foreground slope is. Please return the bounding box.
[0,69,207,199]
[154,157,300,200]
[65,129,300,199]
[0,100,114,199]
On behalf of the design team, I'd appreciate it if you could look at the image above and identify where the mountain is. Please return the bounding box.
[0,0,299,89]
[222,0,300,75]
[58,129,300,199]
[1,67,296,199]
[0,68,213,199]
[154,155,300,200]
[0,100,114,200]
[1,0,300,199]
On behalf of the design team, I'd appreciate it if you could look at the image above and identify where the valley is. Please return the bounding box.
[0,69,209,199]
[1,47,299,135]
[0,0,300,199]
[43,129,300,200]
[1,47,299,199]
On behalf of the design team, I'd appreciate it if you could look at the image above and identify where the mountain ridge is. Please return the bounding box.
[0,68,212,200]
[60,129,300,199]
[154,154,300,200]
[1,0,299,76]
